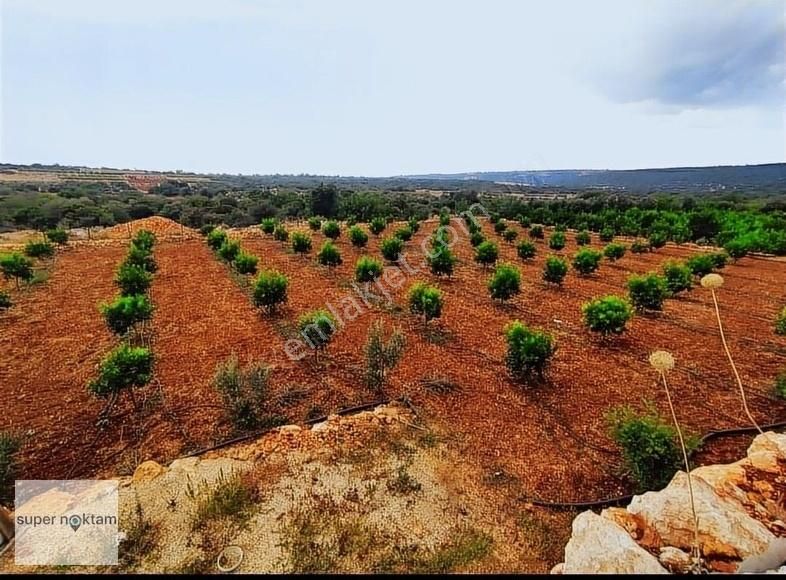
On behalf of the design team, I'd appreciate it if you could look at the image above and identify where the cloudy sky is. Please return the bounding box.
[1,0,783,175]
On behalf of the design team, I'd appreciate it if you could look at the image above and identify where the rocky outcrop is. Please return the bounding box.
[557,432,786,574]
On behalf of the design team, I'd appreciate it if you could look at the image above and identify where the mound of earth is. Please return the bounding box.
[96,217,197,240]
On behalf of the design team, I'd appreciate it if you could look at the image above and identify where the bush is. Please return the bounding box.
[686,254,715,277]
[322,220,341,239]
[132,230,156,253]
[648,231,667,249]
[470,231,485,247]
[213,356,272,432]
[88,344,153,399]
[494,221,507,234]
[504,321,555,380]
[407,218,420,233]
[291,231,313,255]
[45,228,69,245]
[662,261,693,295]
[428,247,457,277]
[317,241,342,266]
[199,224,216,236]
[0,431,22,506]
[380,236,404,261]
[298,310,337,353]
[408,282,443,323]
[24,240,54,258]
[253,270,288,312]
[308,216,323,231]
[548,231,566,250]
[260,218,278,234]
[488,263,521,302]
[369,217,387,235]
[348,225,369,247]
[0,290,11,309]
[234,252,259,275]
[474,240,499,267]
[572,248,602,275]
[206,228,228,249]
[709,251,728,269]
[355,256,383,282]
[439,212,451,227]
[776,307,786,336]
[517,240,537,260]
[273,225,289,242]
[0,253,34,287]
[502,229,518,243]
[218,240,241,262]
[630,239,650,254]
[518,215,531,228]
[599,227,615,242]
[529,225,544,239]
[582,295,634,335]
[126,243,157,273]
[365,320,406,392]
[101,294,153,336]
[115,263,152,296]
[607,405,698,491]
[542,255,568,285]
[775,370,786,399]
[395,226,413,242]
[575,230,591,246]
[627,273,669,311]
[603,242,627,262]
[724,239,749,260]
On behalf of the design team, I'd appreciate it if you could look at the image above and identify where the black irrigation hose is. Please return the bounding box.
[519,419,786,510]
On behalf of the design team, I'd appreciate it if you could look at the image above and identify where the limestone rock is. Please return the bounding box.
[747,433,786,473]
[549,562,564,574]
[658,546,692,573]
[133,460,167,483]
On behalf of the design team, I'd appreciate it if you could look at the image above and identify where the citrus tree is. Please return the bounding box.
[488,263,521,302]
[291,231,313,255]
[348,225,369,247]
[0,253,34,288]
[273,225,289,242]
[355,256,383,282]
[45,228,69,245]
[101,294,153,337]
[322,220,341,240]
[369,217,386,235]
[504,321,556,380]
[548,231,566,251]
[317,240,342,266]
[115,263,152,296]
[582,295,634,335]
[260,218,278,235]
[298,309,337,359]
[234,252,259,275]
[408,282,443,324]
[662,261,692,295]
[88,344,153,407]
[207,228,228,249]
[572,248,602,276]
[380,236,404,261]
[517,240,537,260]
[627,274,668,311]
[529,225,544,239]
[308,216,323,231]
[603,242,627,262]
[542,255,568,286]
[474,240,499,267]
[253,270,289,312]
[428,246,457,277]
[575,230,591,246]
[24,240,54,259]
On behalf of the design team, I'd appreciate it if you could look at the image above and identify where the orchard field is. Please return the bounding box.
[1,215,785,502]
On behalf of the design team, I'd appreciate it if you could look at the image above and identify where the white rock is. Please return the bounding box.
[658,546,692,573]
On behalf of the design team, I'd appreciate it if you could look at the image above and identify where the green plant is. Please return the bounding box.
[493,220,507,234]
[408,282,443,323]
[348,225,369,247]
[572,248,602,276]
[132,229,156,253]
[260,218,278,235]
[428,246,457,277]
[627,273,668,311]
[776,307,786,336]
[199,224,216,236]
[299,310,337,355]
[517,240,536,260]
[218,239,241,262]
[709,251,728,269]
[575,230,591,246]
[317,241,342,266]
[630,239,650,254]
[599,227,615,242]
[212,356,274,431]
[234,252,259,275]
[0,253,34,288]
[101,294,153,336]
[206,228,228,249]
[115,263,152,296]
[775,370,786,399]
[291,231,313,255]
[582,295,634,335]
[529,225,544,239]
[439,211,451,227]
[0,290,11,309]
[504,321,555,380]
[502,229,518,243]
[369,217,386,235]
[0,431,22,506]
[469,231,485,247]
[308,216,323,231]
[355,256,383,282]
[192,471,259,530]
[24,240,54,259]
[474,240,499,267]
[662,261,693,295]
[648,231,667,249]
[126,243,157,273]
[45,227,69,245]
[542,255,568,285]
[548,231,566,250]
[603,242,626,262]
[517,215,531,228]
[606,405,698,491]
[686,254,715,277]
[724,239,749,260]
[253,270,289,312]
[88,344,153,402]
[322,220,341,240]
[407,218,420,233]
[365,320,406,392]
[273,225,290,242]
[380,236,404,261]
[488,263,521,302]
[394,226,413,242]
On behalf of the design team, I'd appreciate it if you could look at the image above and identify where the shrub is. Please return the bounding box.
[24,240,54,258]
[365,320,406,392]
[430,226,450,250]
[439,212,451,227]
[662,261,693,295]
[322,220,341,240]
[345,215,357,227]
[212,356,272,432]
[273,225,290,242]
[291,231,313,255]
[0,431,22,506]
[575,230,591,246]
[317,241,342,266]
[489,214,500,224]
[348,225,369,247]
[234,252,259,275]
[260,218,278,234]
[504,321,555,380]
[115,263,152,296]
[474,240,499,267]
[470,232,485,247]
[407,218,420,233]
[582,295,634,335]
[45,228,69,245]
[529,225,544,239]
[88,344,153,400]
[572,248,602,275]
[518,215,531,228]
[253,270,288,312]
[631,239,650,254]
[627,273,668,311]
[126,243,157,273]
[513,240,535,261]
[776,307,786,336]
[548,231,566,251]
[355,256,383,282]
[206,228,228,249]
[599,227,615,242]
[428,247,457,277]
[199,224,216,236]
[607,405,698,491]
[308,216,323,231]
[724,239,749,260]
[395,226,413,242]
[132,230,156,253]
[542,255,568,285]
[380,236,404,261]
[408,282,443,323]
[298,310,337,354]
[686,254,715,277]
[218,240,241,262]
[488,263,521,302]
[603,242,627,262]
[502,229,518,243]
[648,231,667,249]
[0,290,11,309]
[775,370,786,399]
[101,294,153,336]
[494,221,507,235]
[709,251,728,270]
[0,253,34,288]
[369,217,386,235]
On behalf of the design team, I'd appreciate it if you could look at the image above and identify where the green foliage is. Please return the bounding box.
[212,356,273,432]
[218,239,241,262]
[45,227,69,245]
[273,225,290,242]
[548,231,566,250]
[504,321,555,380]
[322,220,341,240]
[101,294,153,336]
[542,255,568,285]
[394,226,413,242]
[493,220,507,234]
[24,240,54,258]
[648,231,667,249]
[311,183,338,218]
[348,225,369,247]
[502,228,518,243]
[488,263,521,302]
[439,212,451,227]
[308,216,323,231]
[582,295,634,335]
[355,256,383,282]
[407,217,420,233]
[408,282,443,323]
[627,273,669,311]
[572,248,602,275]
[0,252,34,287]
[291,231,313,255]
[607,405,698,491]
[603,242,627,262]
[380,236,404,261]
[126,243,157,273]
[206,228,228,249]
[365,320,406,392]
[299,309,337,351]
[428,246,457,277]
[199,224,215,236]
[709,251,728,269]
[234,252,259,275]
[474,240,499,266]
[115,263,152,296]
[686,254,715,277]
[260,218,278,235]
[630,239,650,254]
[0,431,22,506]
[599,227,615,242]
[0,290,11,309]
[253,270,288,312]
[88,344,153,398]
[369,217,387,235]
[724,239,749,260]
[317,240,342,266]
[518,215,531,228]
[132,229,156,253]
[469,231,485,247]
[516,240,536,261]
[775,307,786,336]
[775,370,786,399]
[662,261,693,295]
[575,230,591,246]
[529,225,544,239]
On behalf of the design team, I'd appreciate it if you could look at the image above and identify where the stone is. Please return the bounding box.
[747,432,786,473]
[168,457,199,473]
[132,460,167,483]
[601,507,661,549]
[563,511,668,574]
[279,424,302,433]
[549,562,564,574]
[658,546,692,573]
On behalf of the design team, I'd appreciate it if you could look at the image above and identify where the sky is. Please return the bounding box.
[0,0,783,175]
